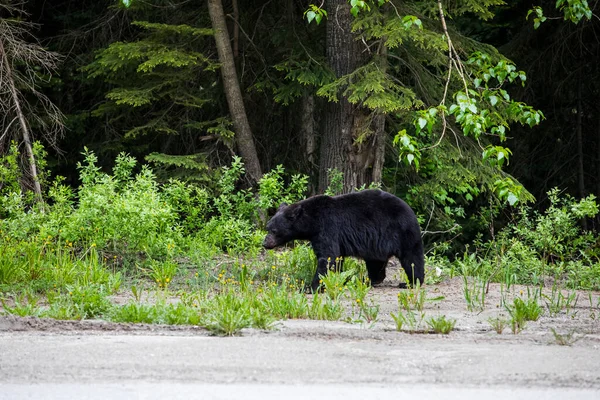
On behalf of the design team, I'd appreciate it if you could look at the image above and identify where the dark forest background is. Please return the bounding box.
[2,0,599,246]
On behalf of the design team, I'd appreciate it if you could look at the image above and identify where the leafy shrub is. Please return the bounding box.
[508,189,597,263]
[458,189,600,289]
[198,217,264,256]
[54,150,179,252]
[212,156,256,220]
[257,164,309,211]
[162,179,211,234]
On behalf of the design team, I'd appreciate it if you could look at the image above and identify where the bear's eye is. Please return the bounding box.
[271,229,279,235]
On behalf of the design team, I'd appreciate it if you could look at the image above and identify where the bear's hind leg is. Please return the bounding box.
[365,259,387,285]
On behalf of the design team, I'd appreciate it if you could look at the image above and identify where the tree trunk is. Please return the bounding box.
[318,0,386,193]
[576,77,587,230]
[371,112,386,184]
[576,78,585,201]
[0,36,43,204]
[208,0,262,183]
[232,0,239,60]
[371,45,388,184]
[300,94,316,168]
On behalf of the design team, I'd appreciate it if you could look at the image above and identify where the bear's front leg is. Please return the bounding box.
[309,257,330,292]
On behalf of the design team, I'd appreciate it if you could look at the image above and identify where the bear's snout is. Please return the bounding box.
[263,234,277,249]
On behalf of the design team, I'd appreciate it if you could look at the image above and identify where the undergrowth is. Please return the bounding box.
[1,147,599,335]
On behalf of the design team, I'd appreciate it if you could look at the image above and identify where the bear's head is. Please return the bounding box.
[263,203,306,249]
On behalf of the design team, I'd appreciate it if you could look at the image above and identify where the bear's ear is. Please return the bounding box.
[277,202,288,212]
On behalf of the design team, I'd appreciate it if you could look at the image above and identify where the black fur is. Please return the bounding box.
[263,189,425,291]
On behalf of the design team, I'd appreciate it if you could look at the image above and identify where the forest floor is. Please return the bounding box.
[1,270,599,399]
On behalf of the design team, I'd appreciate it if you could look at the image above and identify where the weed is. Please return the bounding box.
[259,284,308,319]
[0,242,25,285]
[550,328,581,346]
[201,290,252,336]
[508,312,526,334]
[149,259,178,289]
[130,285,145,302]
[426,315,456,334]
[488,316,509,334]
[308,291,343,321]
[355,298,380,323]
[391,281,432,331]
[344,272,379,322]
[110,302,156,324]
[390,311,404,331]
[397,282,426,312]
[458,255,488,312]
[263,243,315,287]
[505,292,542,333]
[542,284,579,317]
[177,289,206,308]
[249,307,276,330]
[391,309,425,331]
[320,268,353,301]
[1,294,42,317]
[160,302,201,325]
[64,284,112,318]
[43,302,83,320]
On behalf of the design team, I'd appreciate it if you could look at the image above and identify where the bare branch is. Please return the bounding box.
[0,1,66,203]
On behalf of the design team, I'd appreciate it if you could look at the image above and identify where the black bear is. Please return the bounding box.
[263,189,424,291]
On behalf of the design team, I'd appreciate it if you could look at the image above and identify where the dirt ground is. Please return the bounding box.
[1,271,599,398]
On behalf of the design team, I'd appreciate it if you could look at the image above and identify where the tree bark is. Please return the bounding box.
[232,0,239,60]
[371,45,388,184]
[0,36,43,204]
[300,94,316,168]
[576,77,587,230]
[208,0,262,183]
[318,0,386,193]
[576,78,585,201]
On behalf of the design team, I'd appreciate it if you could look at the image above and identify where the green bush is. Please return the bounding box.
[198,217,264,256]
[458,189,600,289]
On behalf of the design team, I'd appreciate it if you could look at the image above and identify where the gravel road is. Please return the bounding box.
[1,276,599,399]
[1,318,599,399]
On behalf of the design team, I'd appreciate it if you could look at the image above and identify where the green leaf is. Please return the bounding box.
[507,193,519,206]
[418,117,427,129]
[306,11,316,24]
[489,95,498,106]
